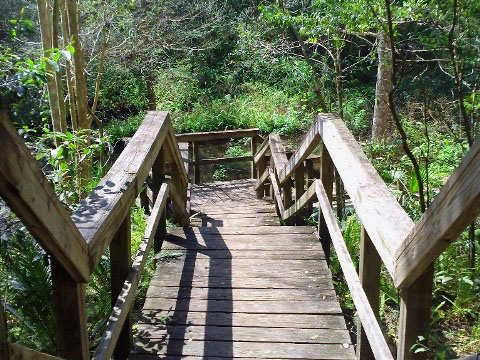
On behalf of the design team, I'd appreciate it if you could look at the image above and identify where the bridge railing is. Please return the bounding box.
[0,111,189,360]
[175,128,260,183]
[255,112,480,360]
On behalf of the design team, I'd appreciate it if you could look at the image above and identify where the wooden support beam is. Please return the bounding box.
[152,147,166,252]
[192,155,253,165]
[357,225,381,360]
[396,266,434,360]
[278,120,321,185]
[269,135,289,176]
[94,184,169,360]
[51,259,89,360]
[0,295,7,360]
[169,173,189,227]
[255,163,269,199]
[254,136,270,164]
[282,181,317,221]
[317,113,413,276]
[319,144,334,263]
[251,136,257,179]
[394,139,480,289]
[269,168,285,216]
[295,162,306,224]
[8,343,62,360]
[0,113,89,282]
[315,180,394,360]
[193,141,200,184]
[110,213,132,360]
[176,128,259,142]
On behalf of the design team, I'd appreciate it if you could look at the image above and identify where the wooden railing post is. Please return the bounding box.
[51,259,89,360]
[305,159,316,215]
[357,225,381,360]
[110,213,132,360]
[171,164,188,226]
[283,179,294,225]
[251,136,257,179]
[397,266,434,360]
[152,147,166,252]
[1,295,8,359]
[295,162,306,224]
[256,155,267,199]
[319,144,334,263]
[193,141,200,184]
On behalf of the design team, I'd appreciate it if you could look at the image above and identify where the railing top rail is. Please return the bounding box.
[175,128,259,142]
[71,111,186,273]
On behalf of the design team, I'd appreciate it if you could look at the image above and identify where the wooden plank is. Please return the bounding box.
[192,155,253,165]
[254,135,270,164]
[396,266,434,360]
[109,213,132,360]
[73,111,170,273]
[94,183,169,360]
[136,325,351,344]
[0,295,7,360]
[251,136,257,178]
[143,298,341,314]
[295,162,306,222]
[269,168,285,215]
[278,119,321,185]
[315,180,394,360]
[192,141,200,184]
[146,286,336,301]
[0,113,89,282]
[175,128,259,142]
[133,340,355,359]
[283,181,317,221]
[165,125,189,187]
[151,147,166,252]
[357,225,381,360]
[255,160,268,198]
[169,179,189,226]
[168,226,315,235]
[319,144,334,263]
[317,113,414,276]
[190,217,280,227]
[8,343,63,360]
[51,259,89,360]
[157,249,325,260]
[269,135,289,176]
[394,139,480,289]
[139,311,346,329]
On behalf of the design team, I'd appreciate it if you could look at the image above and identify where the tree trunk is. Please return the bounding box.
[36,0,66,144]
[372,30,393,142]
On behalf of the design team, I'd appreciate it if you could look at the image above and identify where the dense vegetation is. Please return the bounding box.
[1,0,479,358]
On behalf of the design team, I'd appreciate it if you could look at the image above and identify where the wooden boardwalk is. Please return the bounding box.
[132,179,355,359]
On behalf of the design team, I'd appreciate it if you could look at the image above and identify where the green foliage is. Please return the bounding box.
[212,166,228,181]
[104,112,145,145]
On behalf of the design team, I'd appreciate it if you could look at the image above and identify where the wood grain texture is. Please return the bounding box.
[269,168,285,215]
[191,155,253,165]
[316,180,393,360]
[269,134,289,176]
[175,128,259,142]
[8,343,62,360]
[317,113,413,276]
[394,139,480,288]
[283,181,317,221]
[95,183,169,360]
[0,113,89,282]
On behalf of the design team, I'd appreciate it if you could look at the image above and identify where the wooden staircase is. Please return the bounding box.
[132,179,355,359]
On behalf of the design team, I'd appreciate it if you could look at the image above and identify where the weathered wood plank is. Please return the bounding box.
[94,183,169,360]
[8,343,63,360]
[146,286,336,301]
[168,226,315,235]
[394,139,480,289]
[192,141,200,184]
[109,214,132,360]
[157,249,325,260]
[319,144,334,263]
[139,311,346,329]
[278,119,321,185]
[269,135,289,176]
[283,181,317,221]
[191,155,253,165]
[51,259,89,360]
[136,325,351,344]
[133,340,355,359]
[73,111,170,273]
[255,167,270,191]
[254,135,270,164]
[0,113,89,282]
[316,180,394,360]
[190,217,280,227]
[176,128,259,142]
[317,113,414,276]
[269,168,285,215]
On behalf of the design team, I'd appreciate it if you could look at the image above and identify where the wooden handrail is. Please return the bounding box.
[315,180,394,360]
[94,182,169,359]
[0,113,90,282]
[175,128,259,142]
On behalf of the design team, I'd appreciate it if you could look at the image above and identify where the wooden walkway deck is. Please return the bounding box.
[132,179,355,359]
